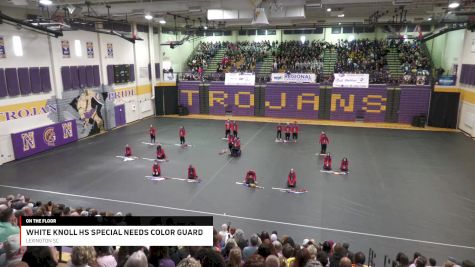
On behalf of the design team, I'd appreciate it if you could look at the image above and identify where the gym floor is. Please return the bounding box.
[0,117,474,264]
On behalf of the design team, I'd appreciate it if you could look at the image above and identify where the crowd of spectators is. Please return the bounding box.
[187,42,228,78]
[2,193,475,267]
[389,39,431,85]
[333,39,390,84]
[219,41,271,73]
[273,41,326,77]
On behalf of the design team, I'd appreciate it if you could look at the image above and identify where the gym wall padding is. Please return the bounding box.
[177,81,432,123]
[154,85,178,115]
[428,92,460,129]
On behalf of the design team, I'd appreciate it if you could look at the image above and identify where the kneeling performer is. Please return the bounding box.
[188,165,198,180]
[287,169,297,188]
[340,157,349,172]
[245,170,257,185]
[152,160,161,177]
[156,145,166,160]
[323,153,332,170]
[125,144,132,157]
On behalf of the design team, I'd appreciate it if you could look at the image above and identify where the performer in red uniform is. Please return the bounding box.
[284,123,291,141]
[188,165,198,180]
[323,153,332,170]
[233,121,238,137]
[225,119,231,138]
[319,131,329,154]
[156,145,166,159]
[229,121,235,137]
[340,157,349,172]
[228,135,235,153]
[231,137,241,157]
[245,170,257,185]
[152,160,161,177]
[125,144,132,157]
[276,123,283,139]
[179,126,186,144]
[287,169,297,188]
[291,122,299,141]
[149,124,156,143]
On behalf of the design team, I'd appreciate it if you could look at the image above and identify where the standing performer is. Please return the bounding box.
[292,122,299,141]
[125,144,132,157]
[229,121,235,138]
[287,169,297,188]
[188,165,198,180]
[233,121,239,137]
[340,158,349,172]
[156,145,166,160]
[284,123,291,141]
[323,153,332,170]
[244,169,257,185]
[228,134,235,153]
[225,119,231,138]
[152,160,161,177]
[232,137,241,157]
[179,126,186,145]
[149,124,156,143]
[276,123,283,140]
[319,131,329,154]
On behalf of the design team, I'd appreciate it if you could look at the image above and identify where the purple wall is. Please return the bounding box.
[178,81,201,114]
[265,83,320,119]
[330,86,387,122]
[11,120,78,160]
[208,82,255,116]
[398,86,431,123]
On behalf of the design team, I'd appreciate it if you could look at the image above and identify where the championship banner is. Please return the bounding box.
[61,40,70,58]
[333,73,369,88]
[20,216,213,246]
[0,36,6,58]
[225,73,255,86]
[11,120,78,160]
[271,73,316,83]
[107,43,113,58]
[86,41,94,58]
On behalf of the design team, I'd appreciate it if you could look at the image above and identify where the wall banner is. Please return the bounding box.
[225,73,255,86]
[61,40,70,58]
[86,42,94,58]
[107,43,113,58]
[0,36,6,58]
[333,73,369,88]
[11,120,78,160]
[271,73,316,83]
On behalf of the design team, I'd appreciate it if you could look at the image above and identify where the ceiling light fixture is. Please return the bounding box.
[327,8,332,12]
[338,14,345,18]
[427,17,432,21]
[338,22,341,25]
[204,26,208,30]
[145,14,153,20]
[159,18,166,24]
[448,1,460,9]
[39,0,52,5]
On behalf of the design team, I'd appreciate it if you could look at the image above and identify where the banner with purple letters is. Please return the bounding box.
[11,120,78,160]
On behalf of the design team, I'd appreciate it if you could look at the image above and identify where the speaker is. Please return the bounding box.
[411,115,426,127]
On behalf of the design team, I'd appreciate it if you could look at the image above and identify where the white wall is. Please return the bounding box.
[457,30,475,137]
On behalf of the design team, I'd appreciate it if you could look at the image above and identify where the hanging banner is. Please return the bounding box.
[86,42,94,58]
[107,43,113,58]
[61,40,70,58]
[438,75,456,86]
[11,120,78,160]
[163,73,177,82]
[271,73,316,83]
[0,36,5,58]
[333,73,369,88]
[225,73,255,86]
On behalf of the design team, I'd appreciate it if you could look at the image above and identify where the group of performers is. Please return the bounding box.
[129,121,349,188]
[152,160,198,180]
[276,122,299,142]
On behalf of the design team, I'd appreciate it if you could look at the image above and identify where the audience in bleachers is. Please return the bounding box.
[389,39,431,85]
[274,40,326,77]
[221,41,271,73]
[0,193,474,267]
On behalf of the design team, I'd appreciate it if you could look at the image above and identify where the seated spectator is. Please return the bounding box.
[94,246,117,267]
[125,250,149,267]
[244,254,265,267]
[177,257,201,267]
[21,246,58,267]
[69,246,96,267]
[226,247,242,267]
[243,234,260,261]
[339,257,352,267]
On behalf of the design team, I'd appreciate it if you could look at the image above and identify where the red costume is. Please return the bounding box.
[188,165,197,179]
[323,154,332,170]
[285,125,291,133]
[277,125,282,131]
[319,134,329,145]
[179,128,186,137]
[233,122,238,132]
[245,170,257,184]
[152,163,161,176]
[234,138,241,149]
[156,147,166,159]
[225,121,230,130]
[230,122,235,132]
[292,125,299,134]
[150,127,156,136]
[340,158,349,172]
[125,146,132,157]
[287,170,297,187]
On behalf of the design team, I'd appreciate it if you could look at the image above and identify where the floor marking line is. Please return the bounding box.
[184,124,267,205]
[0,184,474,250]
